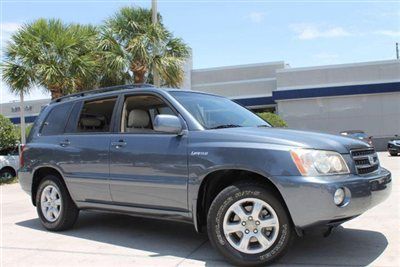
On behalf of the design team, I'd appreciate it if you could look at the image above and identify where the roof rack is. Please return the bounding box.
[51,83,155,104]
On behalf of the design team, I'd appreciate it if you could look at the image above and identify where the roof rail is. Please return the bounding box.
[51,83,155,104]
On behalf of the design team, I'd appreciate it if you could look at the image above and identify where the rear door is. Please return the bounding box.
[109,93,189,211]
[56,96,118,203]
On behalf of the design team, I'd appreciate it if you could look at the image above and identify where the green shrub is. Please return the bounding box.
[257,112,287,127]
[15,124,32,140]
[0,115,19,150]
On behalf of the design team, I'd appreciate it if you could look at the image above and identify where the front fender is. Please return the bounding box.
[187,141,299,231]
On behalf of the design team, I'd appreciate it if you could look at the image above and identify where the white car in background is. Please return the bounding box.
[0,147,19,180]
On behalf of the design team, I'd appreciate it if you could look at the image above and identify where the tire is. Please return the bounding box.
[389,151,398,156]
[207,182,293,267]
[0,167,16,181]
[36,175,79,231]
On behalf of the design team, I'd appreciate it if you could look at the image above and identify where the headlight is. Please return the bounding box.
[290,149,350,176]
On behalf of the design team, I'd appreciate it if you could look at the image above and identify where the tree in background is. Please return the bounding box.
[0,115,19,151]
[257,112,288,127]
[2,38,36,143]
[100,7,190,87]
[2,19,101,100]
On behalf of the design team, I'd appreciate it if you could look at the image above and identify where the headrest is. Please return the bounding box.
[128,109,150,128]
[80,117,101,127]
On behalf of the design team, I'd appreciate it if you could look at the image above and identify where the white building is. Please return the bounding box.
[191,59,400,150]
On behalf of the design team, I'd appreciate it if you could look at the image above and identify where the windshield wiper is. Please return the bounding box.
[257,125,271,127]
[210,124,242,129]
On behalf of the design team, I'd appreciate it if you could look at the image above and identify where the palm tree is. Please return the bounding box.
[99,7,190,87]
[2,19,101,100]
[2,27,37,144]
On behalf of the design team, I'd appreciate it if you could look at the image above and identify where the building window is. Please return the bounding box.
[11,105,33,112]
[11,106,20,113]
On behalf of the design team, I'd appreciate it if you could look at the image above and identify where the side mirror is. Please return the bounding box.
[154,115,183,134]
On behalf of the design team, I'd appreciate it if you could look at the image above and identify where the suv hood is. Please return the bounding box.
[207,127,370,154]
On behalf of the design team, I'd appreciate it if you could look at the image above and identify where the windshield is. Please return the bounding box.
[171,92,270,129]
[350,133,368,138]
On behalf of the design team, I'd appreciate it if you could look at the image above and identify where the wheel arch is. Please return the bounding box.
[194,168,295,234]
[31,166,69,206]
[0,166,17,177]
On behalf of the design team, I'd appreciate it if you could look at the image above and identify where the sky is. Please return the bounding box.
[1,0,399,103]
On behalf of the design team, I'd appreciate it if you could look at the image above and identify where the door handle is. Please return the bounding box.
[60,139,70,147]
[111,140,127,149]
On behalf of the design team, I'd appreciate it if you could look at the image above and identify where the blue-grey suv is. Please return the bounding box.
[19,84,392,266]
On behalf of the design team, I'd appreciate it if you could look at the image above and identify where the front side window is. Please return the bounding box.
[120,95,175,133]
[170,92,270,129]
[77,97,117,133]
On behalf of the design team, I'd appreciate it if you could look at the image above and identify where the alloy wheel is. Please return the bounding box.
[223,197,279,254]
[40,185,62,222]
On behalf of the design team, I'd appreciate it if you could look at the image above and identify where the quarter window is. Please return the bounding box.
[41,102,73,136]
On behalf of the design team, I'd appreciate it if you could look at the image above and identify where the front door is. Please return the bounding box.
[109,94,188,211]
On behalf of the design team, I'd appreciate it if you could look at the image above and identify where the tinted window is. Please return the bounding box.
[0,147,18,156]
[170,92,270,129]
[40,103,73,136]
[64,102,83,133]
[77,97,117,133]
[351,133,368,139]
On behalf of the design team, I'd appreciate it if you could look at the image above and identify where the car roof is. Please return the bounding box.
[49,84,218,106]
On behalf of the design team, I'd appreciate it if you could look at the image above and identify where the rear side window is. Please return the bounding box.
[77,97,117,133]
[40,103,73,136]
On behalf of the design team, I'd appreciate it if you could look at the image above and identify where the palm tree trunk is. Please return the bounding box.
[131,63,147,84]
[50,89,63,100]
[19,92,26,145]
[133,70,146,84]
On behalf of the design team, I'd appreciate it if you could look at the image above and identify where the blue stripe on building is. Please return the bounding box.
[273,81,400,101]
[233,81,400,107]
[233,96,275,106]
[8,115,38,124]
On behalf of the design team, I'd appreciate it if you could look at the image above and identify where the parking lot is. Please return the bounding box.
[1,152,399,267]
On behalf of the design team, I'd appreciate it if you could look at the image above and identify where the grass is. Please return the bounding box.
[0,176,19,185]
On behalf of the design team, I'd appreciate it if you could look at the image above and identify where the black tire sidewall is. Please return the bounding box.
[36,175,71,230]
[207,184,292,266]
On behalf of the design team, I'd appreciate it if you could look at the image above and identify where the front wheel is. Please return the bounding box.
[207,182,293,266]
[389,151,398,156]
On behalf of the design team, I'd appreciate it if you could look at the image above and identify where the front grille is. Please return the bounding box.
[351,149,374,157]
[357,165,379,174]
[350,148,380,175]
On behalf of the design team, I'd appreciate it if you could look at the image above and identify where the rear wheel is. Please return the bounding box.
[36,175,79,231]
[0,167,16,181]
[207,182,293,266]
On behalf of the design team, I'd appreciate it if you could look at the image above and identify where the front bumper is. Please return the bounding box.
[276,167,392,231]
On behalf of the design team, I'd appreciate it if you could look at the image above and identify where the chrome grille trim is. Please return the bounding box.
[350,148,379,175]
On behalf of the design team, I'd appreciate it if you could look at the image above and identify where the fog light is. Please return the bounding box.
[334,188,345,206]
